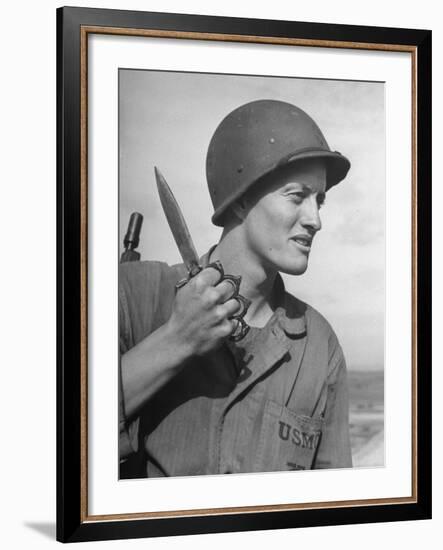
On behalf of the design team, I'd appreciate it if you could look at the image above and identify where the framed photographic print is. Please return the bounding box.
[56,6,432,543]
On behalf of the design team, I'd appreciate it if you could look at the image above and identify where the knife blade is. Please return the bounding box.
[154,167,202,277]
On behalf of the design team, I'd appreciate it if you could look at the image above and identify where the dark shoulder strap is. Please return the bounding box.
[284,305,330,417]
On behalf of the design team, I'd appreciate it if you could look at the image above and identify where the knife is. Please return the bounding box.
[154,166,250,341]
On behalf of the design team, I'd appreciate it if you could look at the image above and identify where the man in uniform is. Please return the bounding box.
[119,99,352,478]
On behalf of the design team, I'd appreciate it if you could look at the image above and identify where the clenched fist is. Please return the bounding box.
[166,266,242,357]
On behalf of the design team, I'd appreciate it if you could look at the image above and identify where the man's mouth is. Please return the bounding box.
[291,235,313,249]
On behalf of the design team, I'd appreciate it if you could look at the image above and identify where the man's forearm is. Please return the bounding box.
[120,321,191,420]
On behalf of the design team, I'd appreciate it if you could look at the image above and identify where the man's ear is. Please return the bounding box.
[230,196,249,222]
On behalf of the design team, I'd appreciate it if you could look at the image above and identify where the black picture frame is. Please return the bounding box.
[57,6,432,543]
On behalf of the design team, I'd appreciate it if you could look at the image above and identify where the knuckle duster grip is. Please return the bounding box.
[221,274,241,295]
[207,268,250,341]
[177,261,251,341]
[229,317,250,342]
[233,295,251,318]
[175,277,190,291]
[206,260,224,281]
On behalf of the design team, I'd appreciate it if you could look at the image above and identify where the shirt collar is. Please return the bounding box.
[273,274,307,336]
[200,246,306,337]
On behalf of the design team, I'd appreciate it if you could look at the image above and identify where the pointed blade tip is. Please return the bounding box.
[154,166,167,186]
[153,169,200,270]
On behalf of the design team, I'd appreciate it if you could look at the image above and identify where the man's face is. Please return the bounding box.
[240,158,327,276]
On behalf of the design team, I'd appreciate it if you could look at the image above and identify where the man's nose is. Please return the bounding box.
[301,196,322,232]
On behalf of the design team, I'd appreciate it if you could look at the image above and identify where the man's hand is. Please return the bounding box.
[120,266,242,421]
[166,266,242,357]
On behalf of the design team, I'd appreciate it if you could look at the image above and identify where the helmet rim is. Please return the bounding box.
[211,148,350,227]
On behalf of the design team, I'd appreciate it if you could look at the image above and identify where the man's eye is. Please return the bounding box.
[288,192,305,201]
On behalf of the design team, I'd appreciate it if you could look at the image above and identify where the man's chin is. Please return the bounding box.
[279,261,308,276]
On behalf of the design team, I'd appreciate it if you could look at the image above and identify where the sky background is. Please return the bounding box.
[119,69,385,371]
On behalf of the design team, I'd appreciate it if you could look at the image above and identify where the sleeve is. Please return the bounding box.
[118,279,140,460]
[117,260,177,463]
[313,334,353,469]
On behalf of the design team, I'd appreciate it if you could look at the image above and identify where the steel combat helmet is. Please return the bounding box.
[206,99,351,226]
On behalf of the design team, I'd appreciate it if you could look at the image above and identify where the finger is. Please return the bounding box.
[211,301,240,325]
[219,318,237,339]
[232,294,251,318]
[214,279,238,302]
[218,298,241,318]
[221,274,242,296]
[193,266,223,288]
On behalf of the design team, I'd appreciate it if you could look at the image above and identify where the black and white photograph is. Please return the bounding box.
[118,69,385,480]
[0,0,436,546]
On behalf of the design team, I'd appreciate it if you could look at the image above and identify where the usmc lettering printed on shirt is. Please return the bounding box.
[254,399,324,472]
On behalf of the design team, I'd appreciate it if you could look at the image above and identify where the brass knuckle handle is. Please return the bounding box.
[221,274,242,296]
[175,277,190,291]
[206,261,250,322]
[205,262,244,301]
[205,260,224,281]
[233,294,251,319]
[229,316,250,342]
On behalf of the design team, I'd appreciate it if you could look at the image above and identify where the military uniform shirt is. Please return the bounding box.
[119,249,353,477]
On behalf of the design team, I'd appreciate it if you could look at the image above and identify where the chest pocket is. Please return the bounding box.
[254,399,323,472]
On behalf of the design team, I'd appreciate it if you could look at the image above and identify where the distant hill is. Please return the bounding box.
[348,370,383,409]
[347,370,384,466]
